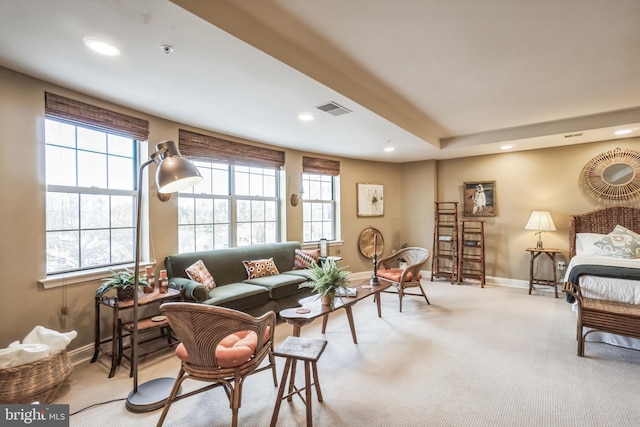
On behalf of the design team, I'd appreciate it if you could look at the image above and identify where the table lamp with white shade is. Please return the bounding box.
[126,140,202,412]
[525,211,556,250]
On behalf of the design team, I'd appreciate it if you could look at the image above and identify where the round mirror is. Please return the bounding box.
[358,227,384,259]
[580,147,640,203]
[602,163,634,185]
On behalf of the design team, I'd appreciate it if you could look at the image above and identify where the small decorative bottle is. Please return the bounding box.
[143,266,155,293]
[159,269,168,294]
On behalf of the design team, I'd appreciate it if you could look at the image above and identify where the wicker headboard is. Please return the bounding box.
[568,206,640,259]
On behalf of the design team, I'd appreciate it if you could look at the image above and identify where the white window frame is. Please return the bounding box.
[302,173,339,243]
[44,118,141,276]
[178,162,281,252]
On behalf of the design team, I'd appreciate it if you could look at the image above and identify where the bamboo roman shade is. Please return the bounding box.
[44,92,149,141]
[179,129,285,169]
[302,156,340,176]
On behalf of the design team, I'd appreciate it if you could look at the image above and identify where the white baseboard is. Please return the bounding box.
[68,343,104,366]
[350,270,557,293]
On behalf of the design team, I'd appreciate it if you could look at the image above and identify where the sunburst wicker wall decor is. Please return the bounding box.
[580,147,640,204]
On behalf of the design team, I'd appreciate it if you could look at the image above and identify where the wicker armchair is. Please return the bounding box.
[156,302,277,427]
[376,247,431,312]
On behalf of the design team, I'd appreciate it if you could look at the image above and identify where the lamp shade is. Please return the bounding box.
[154,140,203,193]
[525,211,556,232]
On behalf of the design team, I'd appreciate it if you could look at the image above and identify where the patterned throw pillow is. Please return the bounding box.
[185,260,216,290]
[243,258,280,279]
[594,225,640,259]
[293,249,319,270]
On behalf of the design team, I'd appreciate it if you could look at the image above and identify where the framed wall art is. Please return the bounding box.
[357,183,384,217]
[463,181,496,217]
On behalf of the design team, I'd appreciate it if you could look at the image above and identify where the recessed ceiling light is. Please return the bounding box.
[84,38,121,56]
[384,140,395,152]
[500,145,513,150]
[615,129,632,135]
[298,113,314,121]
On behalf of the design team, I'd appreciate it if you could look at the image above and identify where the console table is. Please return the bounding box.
[91,288,182,377]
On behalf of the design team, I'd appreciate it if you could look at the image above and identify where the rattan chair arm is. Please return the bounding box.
[376,252,397,269]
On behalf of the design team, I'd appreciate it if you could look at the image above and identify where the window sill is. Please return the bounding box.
[301,240,343,252]
[39,262,154,289]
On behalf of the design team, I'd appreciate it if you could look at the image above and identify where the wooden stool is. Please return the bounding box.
[270,336,327,427]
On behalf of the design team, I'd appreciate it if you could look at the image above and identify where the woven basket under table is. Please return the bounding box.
[0,350,73,404]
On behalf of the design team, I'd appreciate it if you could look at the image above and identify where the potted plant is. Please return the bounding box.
[299,259,351,306]
[96,268,148,300]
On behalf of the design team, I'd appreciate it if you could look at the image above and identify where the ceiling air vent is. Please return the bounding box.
[316,101,352,116]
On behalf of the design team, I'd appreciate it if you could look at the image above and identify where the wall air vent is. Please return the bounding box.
[564,132,583,138]
[315,101,352,116]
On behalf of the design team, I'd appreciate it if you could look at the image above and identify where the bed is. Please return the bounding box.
[564,206,640,350]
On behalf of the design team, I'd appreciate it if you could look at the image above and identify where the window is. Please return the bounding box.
[302,173,336,242]
[301,156,340,243]
[45,119,138,274]
[178,162,279,252]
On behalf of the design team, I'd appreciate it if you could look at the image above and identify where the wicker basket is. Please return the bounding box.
[0,350,72,404]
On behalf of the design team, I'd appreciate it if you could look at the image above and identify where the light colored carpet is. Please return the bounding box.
[61,281,640,426]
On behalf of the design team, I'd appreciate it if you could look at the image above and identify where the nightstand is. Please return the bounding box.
[526,248,561,298]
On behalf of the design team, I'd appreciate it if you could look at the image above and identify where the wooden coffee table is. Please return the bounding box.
[279,279,392,344]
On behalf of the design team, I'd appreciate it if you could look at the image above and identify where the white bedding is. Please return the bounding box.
[564,254,640,350]
[563,254,640,304]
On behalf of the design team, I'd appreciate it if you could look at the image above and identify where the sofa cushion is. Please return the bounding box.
[244,274,307,299]
[202,283,270,311]
[185,260,216,290]
[293,249,318,270]
[281,269,315,280]
[243,258,280,279]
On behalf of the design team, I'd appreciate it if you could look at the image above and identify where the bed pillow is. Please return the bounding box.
[293,249,319,270]
[243,258,280,279]
[575,233,609,256]
[594,225,640,259]
[185,260,216,290]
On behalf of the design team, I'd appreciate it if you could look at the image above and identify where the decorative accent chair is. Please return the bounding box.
[156,302,277,427]
[376,247,431,312]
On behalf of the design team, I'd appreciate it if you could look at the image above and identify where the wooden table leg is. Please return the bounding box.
[376,290,383,318]
[344,306,358,344]
[528,252,535,295]
[550,253,558,298]
[321,313,329,334]
[109,306,119,378]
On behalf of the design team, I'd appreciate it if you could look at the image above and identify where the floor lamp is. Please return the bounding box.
[126,140,202,412]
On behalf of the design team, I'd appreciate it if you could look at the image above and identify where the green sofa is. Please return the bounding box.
[165,242,315,316]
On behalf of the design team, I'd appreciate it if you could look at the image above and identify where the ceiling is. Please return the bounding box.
[0,0,638,163]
